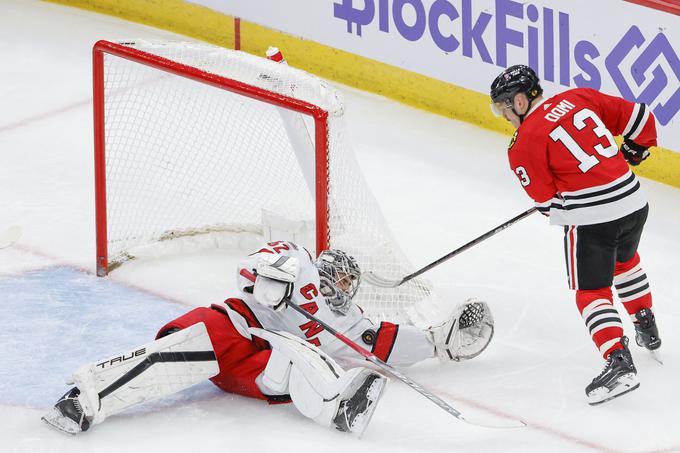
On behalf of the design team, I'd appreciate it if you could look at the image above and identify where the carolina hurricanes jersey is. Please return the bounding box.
[508,87,656,226]
[213,241,434,366]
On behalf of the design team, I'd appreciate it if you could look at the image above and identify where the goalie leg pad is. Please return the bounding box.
[252,328,387,434]
[47,322,219,432]
[160,305,276,400]
[253,328,344,420]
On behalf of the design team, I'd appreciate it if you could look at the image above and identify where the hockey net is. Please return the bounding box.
[94,40,438,324]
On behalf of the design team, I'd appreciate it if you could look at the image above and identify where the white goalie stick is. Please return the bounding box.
[0,225,22,249]
[364,207,537,288]
[284,297,526,429]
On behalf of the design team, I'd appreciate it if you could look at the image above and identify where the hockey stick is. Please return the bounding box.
[0,226,22,249]
[285,298,526,429]
[364,207,537,288]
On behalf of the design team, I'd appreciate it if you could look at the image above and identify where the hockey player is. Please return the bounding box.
[489,65,661,405]
[42,241,494,436]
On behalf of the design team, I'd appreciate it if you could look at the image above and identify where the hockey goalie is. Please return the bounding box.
[42,241,494,436]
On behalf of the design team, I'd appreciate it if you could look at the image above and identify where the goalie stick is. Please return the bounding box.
[284,297,526,429]
[0,225,22,249]
[364,207,537,288]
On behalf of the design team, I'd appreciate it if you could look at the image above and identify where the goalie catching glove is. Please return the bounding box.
[428,299,494,361]
[253,254,300,309]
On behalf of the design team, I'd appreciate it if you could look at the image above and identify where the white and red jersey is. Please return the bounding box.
[213,241,434,367]
[508,87,656,226]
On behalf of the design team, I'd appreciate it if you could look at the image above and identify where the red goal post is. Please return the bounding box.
[91,40,437,323]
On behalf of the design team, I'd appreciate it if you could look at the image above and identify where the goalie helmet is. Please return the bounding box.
[315,249,361,315]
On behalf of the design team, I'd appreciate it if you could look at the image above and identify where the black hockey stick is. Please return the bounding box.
[364,207,537,288]
[285,298,526,429]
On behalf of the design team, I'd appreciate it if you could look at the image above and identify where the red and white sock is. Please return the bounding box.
[613,252,652,320]
[576,288,624,359]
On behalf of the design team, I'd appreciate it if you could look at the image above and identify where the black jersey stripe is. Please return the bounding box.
[624,103,646,140]
[562,173,636,201]
[559,182,640,211]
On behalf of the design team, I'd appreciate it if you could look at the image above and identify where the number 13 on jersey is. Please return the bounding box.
[514,107,619,186]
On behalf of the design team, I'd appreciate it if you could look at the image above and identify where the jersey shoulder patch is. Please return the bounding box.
[508,130,519,150]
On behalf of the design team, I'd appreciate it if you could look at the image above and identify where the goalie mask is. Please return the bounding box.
[315,250,361,315]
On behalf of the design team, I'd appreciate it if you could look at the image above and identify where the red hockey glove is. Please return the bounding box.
[620,138,650,166]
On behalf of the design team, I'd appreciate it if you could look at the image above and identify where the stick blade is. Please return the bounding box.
[363,271,403,288]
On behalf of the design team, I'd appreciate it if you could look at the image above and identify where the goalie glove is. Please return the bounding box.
[253,254,300,309]
[428,299,494,362]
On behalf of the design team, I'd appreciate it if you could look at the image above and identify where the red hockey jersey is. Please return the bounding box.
[507,87,656,226]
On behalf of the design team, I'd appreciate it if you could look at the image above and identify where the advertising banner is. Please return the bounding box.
[192,0,679,150]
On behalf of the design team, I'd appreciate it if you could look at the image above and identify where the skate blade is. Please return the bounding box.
[649,349,663,365]
[41,407,80,435]
[587,373,639,406]
[350,376,388,438]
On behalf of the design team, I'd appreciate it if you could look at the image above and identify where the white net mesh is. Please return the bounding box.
[99,40,437,323]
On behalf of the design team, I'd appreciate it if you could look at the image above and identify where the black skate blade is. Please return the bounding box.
[588,382,640,406]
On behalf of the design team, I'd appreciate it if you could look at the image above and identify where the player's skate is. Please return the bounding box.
[586,336,639,405]
[333,369,387,437]
[634,308,662,364]
[41,387,92,434]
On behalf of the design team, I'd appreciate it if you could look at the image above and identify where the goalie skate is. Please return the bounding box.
[41,387,90,435]
[333,370,387,437]
[586,337,639,405]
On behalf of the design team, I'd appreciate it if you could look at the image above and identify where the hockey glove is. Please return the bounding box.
[253,276,294,310]
[620,138,650,166]
[253,254,300,309]
[428,299,494,361]
[256,254,300,283]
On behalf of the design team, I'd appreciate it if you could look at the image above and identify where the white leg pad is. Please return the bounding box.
[73,322,219,425]
[252,328,369,427]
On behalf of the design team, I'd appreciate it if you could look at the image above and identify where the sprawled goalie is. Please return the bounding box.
[42,241,494,437]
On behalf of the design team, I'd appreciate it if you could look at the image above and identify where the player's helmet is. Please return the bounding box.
[315,249,361,315]
[490,64,543,118]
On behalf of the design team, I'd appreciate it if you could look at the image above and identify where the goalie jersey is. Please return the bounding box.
[213,241,434,366]
[507,87,656,226]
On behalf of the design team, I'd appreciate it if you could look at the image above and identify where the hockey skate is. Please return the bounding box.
[333,370,387,437]
[41,387,91,434]
[586,337,639,405]
[633,308,662,363]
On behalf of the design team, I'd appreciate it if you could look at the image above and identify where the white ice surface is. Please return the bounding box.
[1,1,680,452]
